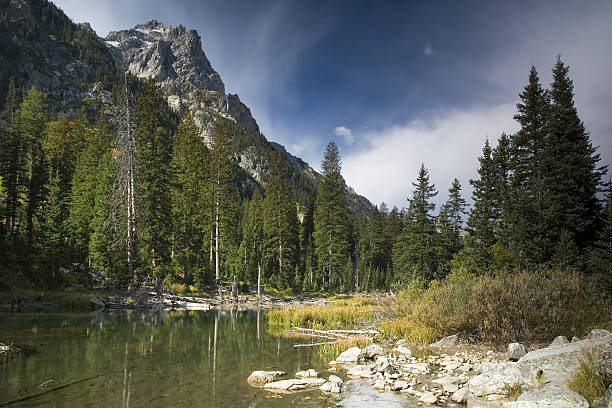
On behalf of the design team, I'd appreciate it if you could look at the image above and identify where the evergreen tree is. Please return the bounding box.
[461,140,501,273]
[437,178,467,276]
[300,192,316,291]
[506,66,551,265]
[89,152,120,282]
[314,141,349,291]
[392,164,438,283]
[544,57,606,259]
[12,87,48,251]
[68,114,112,264]
[208,118,240,288]
[37,171,66,288]
[0,77,19,250]
[241,190,264,295]
[588,186,612,279]
[263,152,299,289]
[135,80,173,278]
[170,111,209,287]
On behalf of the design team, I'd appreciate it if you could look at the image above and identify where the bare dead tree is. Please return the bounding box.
[111,73,138,285]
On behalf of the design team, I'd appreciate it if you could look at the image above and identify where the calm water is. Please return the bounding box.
[0,309,344,407]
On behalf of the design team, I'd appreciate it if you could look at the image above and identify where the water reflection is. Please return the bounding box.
[0,309,333,407]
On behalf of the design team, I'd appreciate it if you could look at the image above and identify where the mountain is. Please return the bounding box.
[0,0,372,213]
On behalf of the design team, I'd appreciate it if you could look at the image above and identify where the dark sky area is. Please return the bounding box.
[54,0,612,208]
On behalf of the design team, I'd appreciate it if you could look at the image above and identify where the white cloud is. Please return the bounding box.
[335,126,354,145]
[343,103,520,209]
[424,44,434,56]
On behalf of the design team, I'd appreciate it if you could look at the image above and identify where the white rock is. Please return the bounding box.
[549,336,569,347]
[392,380,409,390]
[329,382,341,393]
[373,379,386,390]
[319,381,332,392]
[328,374,343,384]
[451,386,469,403]
[360,344,385,360]
[443,383,459,393]
[501,385,588,407]
[247,370,286,383]
[337,346,362,363]
[430,334,459,348]
[295,368,317,378]
[419,391,438,404]
[508,343,527,361]
[393,345,412,356]
[347,364,375,378]
[264,378,326,391]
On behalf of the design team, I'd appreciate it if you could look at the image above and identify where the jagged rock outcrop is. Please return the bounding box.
[104,20,259,133]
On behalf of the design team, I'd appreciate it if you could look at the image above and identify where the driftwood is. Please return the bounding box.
[293,341,337,347]
[0,374,101,407]
[292,327,378,339]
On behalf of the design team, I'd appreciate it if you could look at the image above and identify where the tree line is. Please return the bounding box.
[0,57,609,293]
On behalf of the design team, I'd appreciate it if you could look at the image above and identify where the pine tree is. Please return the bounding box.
[544,57,606,260]
[241,190,264,295]
[300,192,316,291]
[134,79,173,279]
[392,164,438,282]
[37,171,66,288]
[314,141,349,291]
[12,87,48,251]
[588,186,612,279]
[263,152,299,290]
[461,140,501,273]
[68,114,112,264]
[170,110,209,286]
[506,66,551,265]
[437,178,467,277]
[208,118,240,290]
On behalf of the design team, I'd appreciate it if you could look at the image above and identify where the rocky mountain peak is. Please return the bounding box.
[103,20,259,133]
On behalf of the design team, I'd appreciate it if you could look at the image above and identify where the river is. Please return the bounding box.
[0,309,415,407]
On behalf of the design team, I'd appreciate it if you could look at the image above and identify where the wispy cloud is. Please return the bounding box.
[424,44,434,56]
[335,126,354,145]
[343,103,519,209]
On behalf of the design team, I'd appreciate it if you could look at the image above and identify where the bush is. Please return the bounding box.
[568,352,606,406]
[379,269,611,344]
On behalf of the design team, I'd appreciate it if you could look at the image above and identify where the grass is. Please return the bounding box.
[502,382,525,401]
[266,295,375,332]
[377,269,611,345]
[0,286,113,312]
[567,352,607,406]
[319,335,372,360]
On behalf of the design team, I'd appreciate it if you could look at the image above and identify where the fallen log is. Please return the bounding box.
[293,341,337,347]
[0,374,101,406]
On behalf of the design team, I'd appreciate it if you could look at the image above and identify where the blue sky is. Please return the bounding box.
[55,0,612,209]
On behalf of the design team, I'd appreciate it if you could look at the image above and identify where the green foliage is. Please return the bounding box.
[314,142,349,291]
[567,352,607,406]
[393,164,438,282]
[263,152,299,289]
[134,80,174,278]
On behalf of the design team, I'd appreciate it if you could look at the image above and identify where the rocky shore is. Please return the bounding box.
[247,329,612,407]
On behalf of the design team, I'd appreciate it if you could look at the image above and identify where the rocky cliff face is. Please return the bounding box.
[104,20,259,134]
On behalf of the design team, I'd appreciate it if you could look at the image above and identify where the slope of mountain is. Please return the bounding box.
[0,0,373,213]
[0,0,119,111]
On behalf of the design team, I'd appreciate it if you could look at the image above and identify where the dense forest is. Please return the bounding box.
[0,57,610,294]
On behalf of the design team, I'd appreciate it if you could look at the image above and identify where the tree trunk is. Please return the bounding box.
[257,263,262,299]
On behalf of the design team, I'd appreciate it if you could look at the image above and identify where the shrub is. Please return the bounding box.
[568,352,606,406]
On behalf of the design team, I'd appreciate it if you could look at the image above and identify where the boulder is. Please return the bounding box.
[359,344,385,360]
[430,334,460,348]
[319,381,341,393]
[328,374,343,384]
[264,378,326,391]
[392,380,409,391]
[337,346,362,363]
[295,368,317,378]
[501,385,588,407]
[586,329,612,340]
[600,346,612,384]
[443,383,459,393]
[393,345,412,356]
[419,391,438,404]
[468,361,540,396]
[347,364,375,378]
[452,386,469,403]
[247,370,286,383]
[549,335,569,347]
[508,343,527,361]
